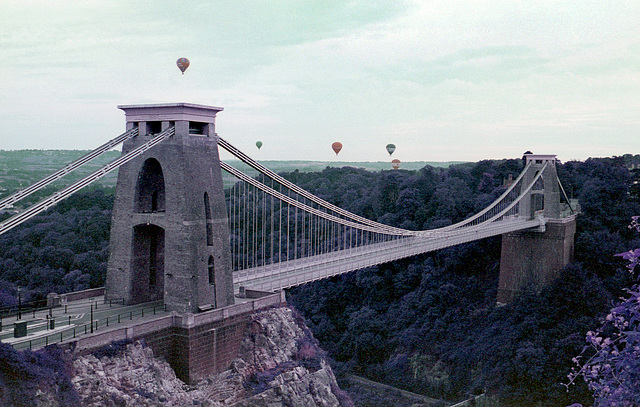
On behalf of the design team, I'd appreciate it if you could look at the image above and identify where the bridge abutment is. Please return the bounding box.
[497,217,576,304]
[66,292,286,384]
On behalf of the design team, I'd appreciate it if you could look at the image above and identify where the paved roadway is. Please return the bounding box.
[0,296,169,351]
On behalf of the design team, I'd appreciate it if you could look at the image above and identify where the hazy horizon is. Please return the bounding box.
[1,1,638,163]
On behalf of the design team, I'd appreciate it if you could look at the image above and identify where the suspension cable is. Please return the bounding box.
[0,127,139,211]
[221,158,546,240]
[220,161,412,235]
[218,137,540,236]
[0,127,174,236]
[218,137,406,234]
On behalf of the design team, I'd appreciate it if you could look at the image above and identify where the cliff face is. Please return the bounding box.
[69,306,351,407]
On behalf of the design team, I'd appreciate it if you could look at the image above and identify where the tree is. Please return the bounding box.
[567,216,640,406]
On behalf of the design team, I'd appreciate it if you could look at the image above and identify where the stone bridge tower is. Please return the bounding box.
[497,154,577,304]
[105,103,234,313]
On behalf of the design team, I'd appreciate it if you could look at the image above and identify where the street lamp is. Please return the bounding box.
[17,288,21,320]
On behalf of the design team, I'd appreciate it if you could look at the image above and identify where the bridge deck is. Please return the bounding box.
[234,217,543,293]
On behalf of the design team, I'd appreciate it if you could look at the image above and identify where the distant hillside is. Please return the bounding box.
[0,150,468,210]
[0,150,121,207]
[0,150,465,198]
[250,160,464,173]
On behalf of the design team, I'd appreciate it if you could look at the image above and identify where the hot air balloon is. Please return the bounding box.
[176,57,190,75]
[391,159,401,170]
[256,141,263,150]
[386,143,396,156]
[331,142,342,156]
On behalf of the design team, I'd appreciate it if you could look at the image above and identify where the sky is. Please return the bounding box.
[0,1,639,163]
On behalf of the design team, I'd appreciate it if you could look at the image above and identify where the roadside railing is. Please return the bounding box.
[0,296,124,327]
[4,300,166,351]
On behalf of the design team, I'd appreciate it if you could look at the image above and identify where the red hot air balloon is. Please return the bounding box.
[331,142,343,155]
[176,57,190,75]
[391,159,401,170]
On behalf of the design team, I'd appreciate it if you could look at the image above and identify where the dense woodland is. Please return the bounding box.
[286,156,640,406]
[1,155,639,406]
[0,187,114,309]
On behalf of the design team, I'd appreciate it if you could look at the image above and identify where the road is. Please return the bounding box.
[0,296,168,351]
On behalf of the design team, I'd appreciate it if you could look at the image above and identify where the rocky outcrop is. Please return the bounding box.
[72,342,205,406]
[69,306,351,407]
[230,306,347,406]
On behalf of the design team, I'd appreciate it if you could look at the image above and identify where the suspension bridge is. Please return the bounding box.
[0,103,578,382]
[220,138,551,294]
[0,103,576,312]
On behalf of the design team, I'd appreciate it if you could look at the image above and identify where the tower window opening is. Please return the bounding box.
[208,256,215,285]
[532,171,544,191]
[147,121,162,135]
[204,193,213,246]
[189,121,207,136]
[135,158,166,213]
[532,193,544,214]
[131,224,165,303]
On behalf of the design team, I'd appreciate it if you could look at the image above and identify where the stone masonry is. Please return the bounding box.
[497,154,577,304]
[105,103,234,313]
[69,292,287,384]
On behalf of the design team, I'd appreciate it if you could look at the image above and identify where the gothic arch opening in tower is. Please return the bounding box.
[135,158,166,213]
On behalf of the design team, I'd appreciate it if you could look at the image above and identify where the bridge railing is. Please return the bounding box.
[3,300,165,351]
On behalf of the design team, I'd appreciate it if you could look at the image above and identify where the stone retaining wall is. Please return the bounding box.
[47,287,107,307]
[67,291,286,384]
